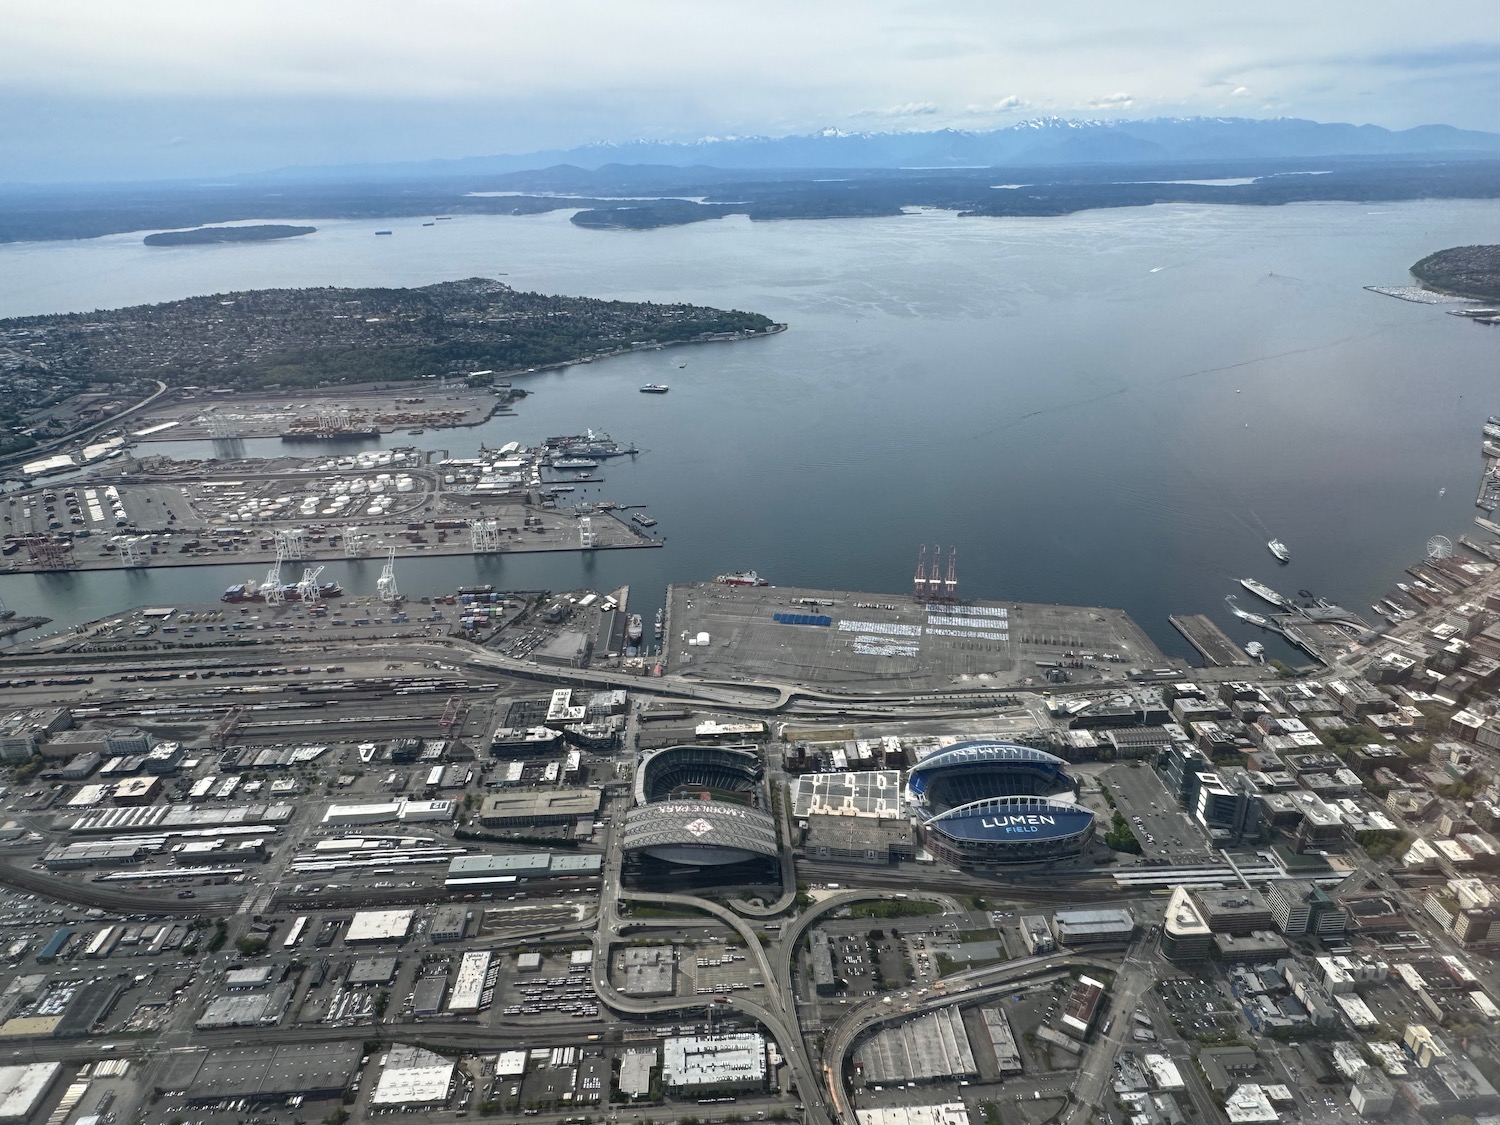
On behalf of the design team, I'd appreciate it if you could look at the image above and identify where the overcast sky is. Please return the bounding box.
[3,0,1499,182]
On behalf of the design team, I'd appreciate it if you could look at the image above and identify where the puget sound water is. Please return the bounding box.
[2,199,1498,661]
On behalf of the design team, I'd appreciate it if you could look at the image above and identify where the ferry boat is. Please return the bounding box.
[551,457,600,471]
[626,613,644,643]
[1239,578,1291,609]
[715,570,770,587]
[1244,640,1265,660]
[222,580,344,604]
[1224,595,1270,628]
[640,384,670,394]
[1267,538,1290,563]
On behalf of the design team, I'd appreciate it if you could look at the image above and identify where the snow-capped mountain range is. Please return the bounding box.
[253,116,1500,181]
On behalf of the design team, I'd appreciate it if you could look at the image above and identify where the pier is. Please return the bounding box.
[1170,614,1251,667]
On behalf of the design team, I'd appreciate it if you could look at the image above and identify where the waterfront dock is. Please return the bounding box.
[1169,614,1251,667]
[665,581,1176,693]
[4,436,660,575]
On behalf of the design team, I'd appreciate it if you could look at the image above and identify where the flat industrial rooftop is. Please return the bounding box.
[665,583,1167,691]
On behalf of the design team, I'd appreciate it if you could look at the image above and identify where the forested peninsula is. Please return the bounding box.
[1411,245,1500,302]
[0,278,778,393]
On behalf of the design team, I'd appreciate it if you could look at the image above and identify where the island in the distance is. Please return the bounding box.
[143,224,316,246]
[1411,244,1500,302]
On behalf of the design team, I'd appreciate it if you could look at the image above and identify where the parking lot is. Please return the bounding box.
[1100,762,1215,863]
[1155,977,1241,1042]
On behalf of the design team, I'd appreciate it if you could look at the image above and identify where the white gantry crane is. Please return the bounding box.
[579,516,596,549]
[296,565,325,605]
[343,526,371,557]
[119,537,146,568]
[261,544,287,606]
[376,546,400,603]
[470,518,502,554]
[275,527,307,560]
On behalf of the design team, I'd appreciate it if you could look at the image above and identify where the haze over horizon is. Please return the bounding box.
[3,0,1499,183]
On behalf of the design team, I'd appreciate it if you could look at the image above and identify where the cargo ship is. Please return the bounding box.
[1239,578,1291,610]
[715,570,769,587]
[631,513,657,528]
[222,580,344,603]
[545,430,638,458]
[280,428,380,442]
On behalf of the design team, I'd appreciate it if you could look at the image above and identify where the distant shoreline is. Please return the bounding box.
[143,224,316,247]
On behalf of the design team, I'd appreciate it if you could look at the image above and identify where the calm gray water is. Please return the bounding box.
[2,201,1498,661]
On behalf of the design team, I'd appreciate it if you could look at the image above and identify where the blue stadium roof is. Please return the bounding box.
[907,741,1067,797]
[926,795,1094,843]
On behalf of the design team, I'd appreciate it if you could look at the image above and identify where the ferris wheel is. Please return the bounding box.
[1427,534,1454,560]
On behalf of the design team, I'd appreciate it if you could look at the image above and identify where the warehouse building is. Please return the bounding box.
[154,1043,361,1105]
[661,1033,767,1094]
[855,1006,977,1084]
[195,987,294,1030]
[429,905,469,943]
[980,1008,1023,1075]
[112,776,161,806]
[320,798,456,827]
[349,956,399,986]
[370,1044,455,1109]
[477,789,601,828]
[412,975,446,1017]
[618,1047,658,1100]
[619,946,676,996]
[345,910,414,944]
[0,1062,61,1125]
[448,951,493,1013]
[442,851,601,889]
[810,931,837,995]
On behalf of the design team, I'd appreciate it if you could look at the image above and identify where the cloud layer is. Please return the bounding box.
[2,0,1497,181]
